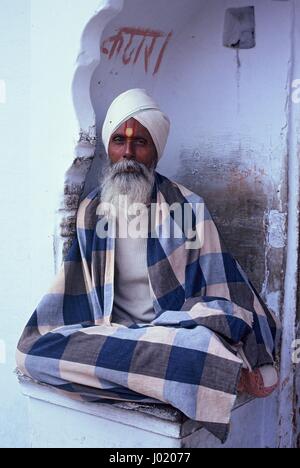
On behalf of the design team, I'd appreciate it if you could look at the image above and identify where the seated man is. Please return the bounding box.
[16,89,280,443]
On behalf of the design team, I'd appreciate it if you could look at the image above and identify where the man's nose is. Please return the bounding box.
[123,139,136,160]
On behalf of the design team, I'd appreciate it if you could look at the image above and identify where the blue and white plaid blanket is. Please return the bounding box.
[16,172,280,442]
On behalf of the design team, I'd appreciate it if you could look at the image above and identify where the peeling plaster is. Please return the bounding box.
[267,210,287,249]
[54,157,94,269]
[266,291,281,317]
[55,0,124,269]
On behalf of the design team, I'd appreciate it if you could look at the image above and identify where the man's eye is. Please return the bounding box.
[113,137,124,143]
[136,139,147,145]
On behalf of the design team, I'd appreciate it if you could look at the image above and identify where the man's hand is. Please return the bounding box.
[237,366,279,398]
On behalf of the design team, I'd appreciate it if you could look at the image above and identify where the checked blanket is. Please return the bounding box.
[16,172,280,442]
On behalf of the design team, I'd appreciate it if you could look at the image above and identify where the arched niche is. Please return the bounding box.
[61,0,288,312]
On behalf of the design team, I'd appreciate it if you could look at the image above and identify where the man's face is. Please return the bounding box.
[108,118,158,169]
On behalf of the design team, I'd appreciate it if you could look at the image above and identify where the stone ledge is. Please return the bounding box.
[18,373,253,443]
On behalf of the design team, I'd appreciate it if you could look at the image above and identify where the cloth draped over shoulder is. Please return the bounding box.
[16,172,280,443]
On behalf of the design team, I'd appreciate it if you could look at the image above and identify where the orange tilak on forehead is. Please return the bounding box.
[125,120,137,138]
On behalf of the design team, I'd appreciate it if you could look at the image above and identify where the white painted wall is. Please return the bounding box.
[0,0,298,447]
[0,0,107,448]
[0,0,31,448]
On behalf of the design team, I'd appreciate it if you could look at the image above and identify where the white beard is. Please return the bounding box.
[100,159,156,219]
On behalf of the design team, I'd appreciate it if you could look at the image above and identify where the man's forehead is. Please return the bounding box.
[112,118,150,137]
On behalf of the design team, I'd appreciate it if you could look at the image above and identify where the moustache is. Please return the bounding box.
[111,160,148,177]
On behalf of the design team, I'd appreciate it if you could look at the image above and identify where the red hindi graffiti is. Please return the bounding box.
[101,27,173,75]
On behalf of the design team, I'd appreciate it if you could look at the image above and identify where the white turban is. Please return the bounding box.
[102,89,170,161]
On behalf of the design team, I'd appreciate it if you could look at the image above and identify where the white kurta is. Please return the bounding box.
[112,207,156,326]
